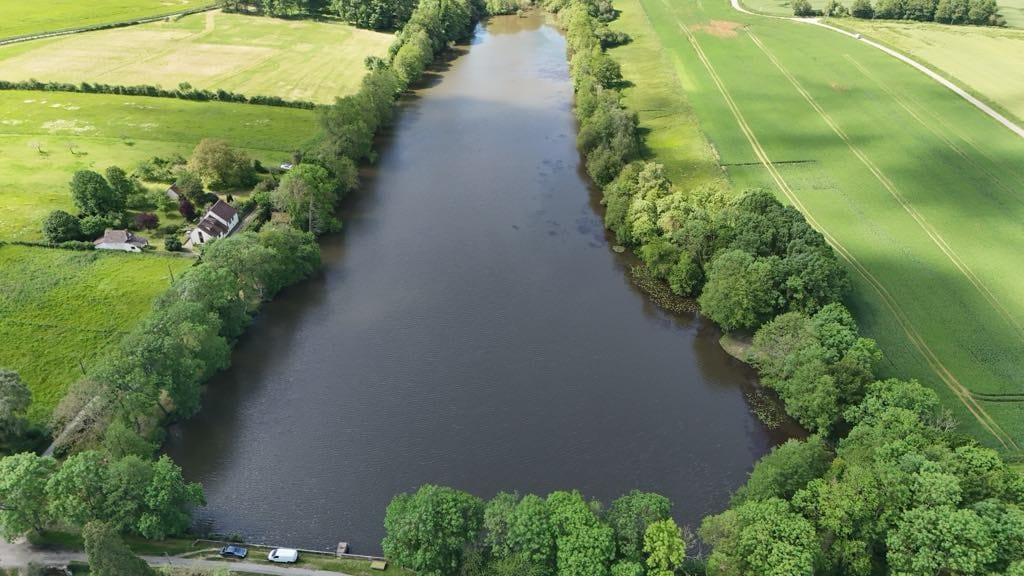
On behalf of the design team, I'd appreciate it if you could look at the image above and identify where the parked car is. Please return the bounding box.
[219,545,248,559]
[267,548,299,563]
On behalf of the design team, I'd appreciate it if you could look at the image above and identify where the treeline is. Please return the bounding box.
[802,0,1005,25]
[51,225,320,452]
[0,79,316,109]
[383,485,692,576]
[222,0,331,17]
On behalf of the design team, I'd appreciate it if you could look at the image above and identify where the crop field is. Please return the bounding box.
[0,89,316,241]
[739,0,1024,26]
[610,0,1024,453]
[0,245,191,421]
[0,10,394,104]
[834,20,1024,122]
[0,0,208,40]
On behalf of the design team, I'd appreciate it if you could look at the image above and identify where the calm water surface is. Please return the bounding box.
[166,14,797,553]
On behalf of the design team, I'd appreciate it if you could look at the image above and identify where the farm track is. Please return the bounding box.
[660,0,1019,450]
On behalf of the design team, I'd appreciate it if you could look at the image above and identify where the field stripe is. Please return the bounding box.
[843,55,1024,205]
[663,6,1016,448]
[744,29,1024,347]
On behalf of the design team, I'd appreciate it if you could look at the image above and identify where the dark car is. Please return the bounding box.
[220,545,248,559]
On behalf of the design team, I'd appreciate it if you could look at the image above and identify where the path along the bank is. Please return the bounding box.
[729,0,1024,139]
[0,538,354,576]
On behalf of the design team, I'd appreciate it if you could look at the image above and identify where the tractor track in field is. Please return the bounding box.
[660,0,1018,450]
[729,0,1024,139]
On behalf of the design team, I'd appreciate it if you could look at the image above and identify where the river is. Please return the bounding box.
[165,13,797,554]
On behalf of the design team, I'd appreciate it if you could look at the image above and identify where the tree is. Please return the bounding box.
[46,450,108,526]
[178,197,197,221]
[83,521,155,576]
[484,492,518,556]
[331,0,417,29]
[165,264,251,340]
[792,0,817,15]
[42,210,82,243]
[80,214,120,239]
[643,518,686,576]
[382,485,484,576]
[887,506,997,576]
[187,139,255,190]
[873,0,906,18]
[174,170,205,205]
[164,237,182,252]
[138,455,204,539]
[698,250,780,331]
[272,164,339,234]
[732,436,831,504]
[505,494,555,568]
[0,453,57,539]
[0,369,32,440]
[105,166,135,200]
[823,0,850,15]
[71,170,124,216]
[102,420,157,459]
[556,522,615,576]
[851,0,874,17]
[606,490,672,562]
[105,456,154,533]
[701,498,818,576]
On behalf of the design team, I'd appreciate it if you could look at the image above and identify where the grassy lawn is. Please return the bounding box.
[0,0,210,40]
[0,89,316,241]
[0,245,192,421]
[0,10,394,104]
[610,0,1024,454]
[830,19,1024,122]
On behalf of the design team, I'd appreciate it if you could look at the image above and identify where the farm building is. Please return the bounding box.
[189,199,240,245]
[94,229,149,252]
[166,184,182,201]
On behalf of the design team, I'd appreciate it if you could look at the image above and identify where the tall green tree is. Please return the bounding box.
[0,453,57,540]
[383,485,484,576]
[606,490,672,562]
[71,170,124,216]
[272,164,339,234]
[138,455,204,539]
[643,518,686,576]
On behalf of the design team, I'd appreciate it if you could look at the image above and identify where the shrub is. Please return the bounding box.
[792,0,818,15]
[823,0,850,15]
[133,212,159,230]
[851,0,875,17]
[164,237,182,252]
[80,215,119,239]
[42,210,82,243]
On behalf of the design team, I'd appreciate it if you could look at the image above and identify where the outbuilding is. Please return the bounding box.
[94,229,149,252]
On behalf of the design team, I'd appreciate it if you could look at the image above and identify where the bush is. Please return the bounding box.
[851,0,875,17]
[80,214,120,239]
[164,237,182,252]
[42,210,82,243]
[792,0,818,15]
[823,0,850,15]
[133,212,159,230]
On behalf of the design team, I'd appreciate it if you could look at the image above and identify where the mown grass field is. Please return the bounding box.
[0,245,191,421]
[0,89,316,240]
[832,19,1024,122]
[0,10,393,104]
[0,0,208,40]
[610,0,1024,453]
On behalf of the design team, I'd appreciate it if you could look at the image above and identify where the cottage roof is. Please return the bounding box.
[209,199,238,222]
[94,229,148,247]
[196,216,229,237]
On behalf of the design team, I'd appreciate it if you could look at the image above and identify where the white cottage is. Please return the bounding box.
[94,229,149,252]
[189,200,240,245]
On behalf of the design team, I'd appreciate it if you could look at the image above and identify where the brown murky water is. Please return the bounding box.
[166,13,798,554]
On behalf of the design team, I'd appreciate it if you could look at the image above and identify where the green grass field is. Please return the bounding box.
[0,10,393,104]
[0,245,191,421]
[0,89,316,241]
[0,0,209,40]
[609,0,1024,454]
[833,19,1024,122]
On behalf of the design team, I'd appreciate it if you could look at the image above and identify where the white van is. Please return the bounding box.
[267,548,299,563]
